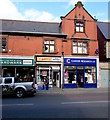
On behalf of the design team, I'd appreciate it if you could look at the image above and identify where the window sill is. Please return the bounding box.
[43,52,57,54]
[72,53,89,55]
[2,51,8,53]
[75,31,84,33]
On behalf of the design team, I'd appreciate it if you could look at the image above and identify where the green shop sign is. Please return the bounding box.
[0,58,34,66]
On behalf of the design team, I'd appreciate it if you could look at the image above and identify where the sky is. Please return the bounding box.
[0,0,109,22]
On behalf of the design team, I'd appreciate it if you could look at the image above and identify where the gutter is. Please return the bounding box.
[0,30,67,37]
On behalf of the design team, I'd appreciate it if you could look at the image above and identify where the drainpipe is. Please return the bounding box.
[61,52,64,89]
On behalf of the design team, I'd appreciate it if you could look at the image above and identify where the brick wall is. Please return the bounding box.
[2,35,63,56]
[61,2,98,57]
[97,27,106,62]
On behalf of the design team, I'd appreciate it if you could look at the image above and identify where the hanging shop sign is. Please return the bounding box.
[37,57,61,62]
[64,58,96,66]
[0,58,34,66]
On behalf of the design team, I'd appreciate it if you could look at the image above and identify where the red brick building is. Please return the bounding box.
[60,1,99,88]
[97,22,110,87]
[0,1,99,88]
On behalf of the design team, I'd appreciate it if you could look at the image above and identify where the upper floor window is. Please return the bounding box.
[75,22,84,32]
[0,37,7,52]
[73,41,88,54]
[44,40,55,53]
[106,41,110,59]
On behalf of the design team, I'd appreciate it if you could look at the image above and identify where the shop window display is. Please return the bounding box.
[37,70,50,83]
[64,66,76,84]
[36,67,52,87]
[64,66,96,86]
[16,67,35,82]
[3,67,15,77]
[3,67,35,82]
[85,66,96,83]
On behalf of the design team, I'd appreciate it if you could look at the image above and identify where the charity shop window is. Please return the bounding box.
[64,66,77,84]
[85,66,96,84]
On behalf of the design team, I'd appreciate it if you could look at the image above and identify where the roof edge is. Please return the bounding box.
[0,30,67,37]
[60,1,97,21]
[0,19,60,24]
[98,21,110,24]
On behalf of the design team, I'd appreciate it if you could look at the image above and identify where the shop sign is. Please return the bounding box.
[37,57,61,62]
[23,60,32,65]
[64,58,96,66]
[37,57,52,61]
[42,71,47,76]
[0,58,34,66]
[52,57,61,62]
[52,66,60,70]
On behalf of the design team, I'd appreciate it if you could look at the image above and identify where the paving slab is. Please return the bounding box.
[37,87,109,94]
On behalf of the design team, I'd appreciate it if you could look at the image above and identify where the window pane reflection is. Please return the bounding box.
[50,46,54,52]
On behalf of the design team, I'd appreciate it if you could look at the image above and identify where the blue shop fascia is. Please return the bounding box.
[63,57,99,88]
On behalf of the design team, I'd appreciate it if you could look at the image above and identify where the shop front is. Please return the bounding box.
[64,58,98,88]
[35,56,62,88]
[0,57,35,82]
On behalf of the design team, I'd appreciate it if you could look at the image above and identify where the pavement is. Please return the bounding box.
[37,86,109,94]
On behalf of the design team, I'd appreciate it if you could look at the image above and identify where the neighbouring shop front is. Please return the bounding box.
[64,58,98,88]
[100,63,110,88]
[35,56,62,88]
[0,57,35,82]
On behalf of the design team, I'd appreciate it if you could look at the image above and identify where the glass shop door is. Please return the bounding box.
[77,66,84,88]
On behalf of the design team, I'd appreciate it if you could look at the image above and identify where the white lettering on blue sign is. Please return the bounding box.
[65,58,96,65]
[71,60,80,63]
[81,60,95,63]
[66,59,70,64]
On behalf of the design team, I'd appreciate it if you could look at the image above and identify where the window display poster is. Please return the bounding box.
[42,71,47,76]
[64,72,68,77]
[85,73,88,77]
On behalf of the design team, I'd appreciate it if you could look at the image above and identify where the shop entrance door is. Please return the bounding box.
[53,71,60,88]
[77,66,84,88]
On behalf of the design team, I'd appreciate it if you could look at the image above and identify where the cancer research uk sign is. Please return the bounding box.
[64,58,96,66]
